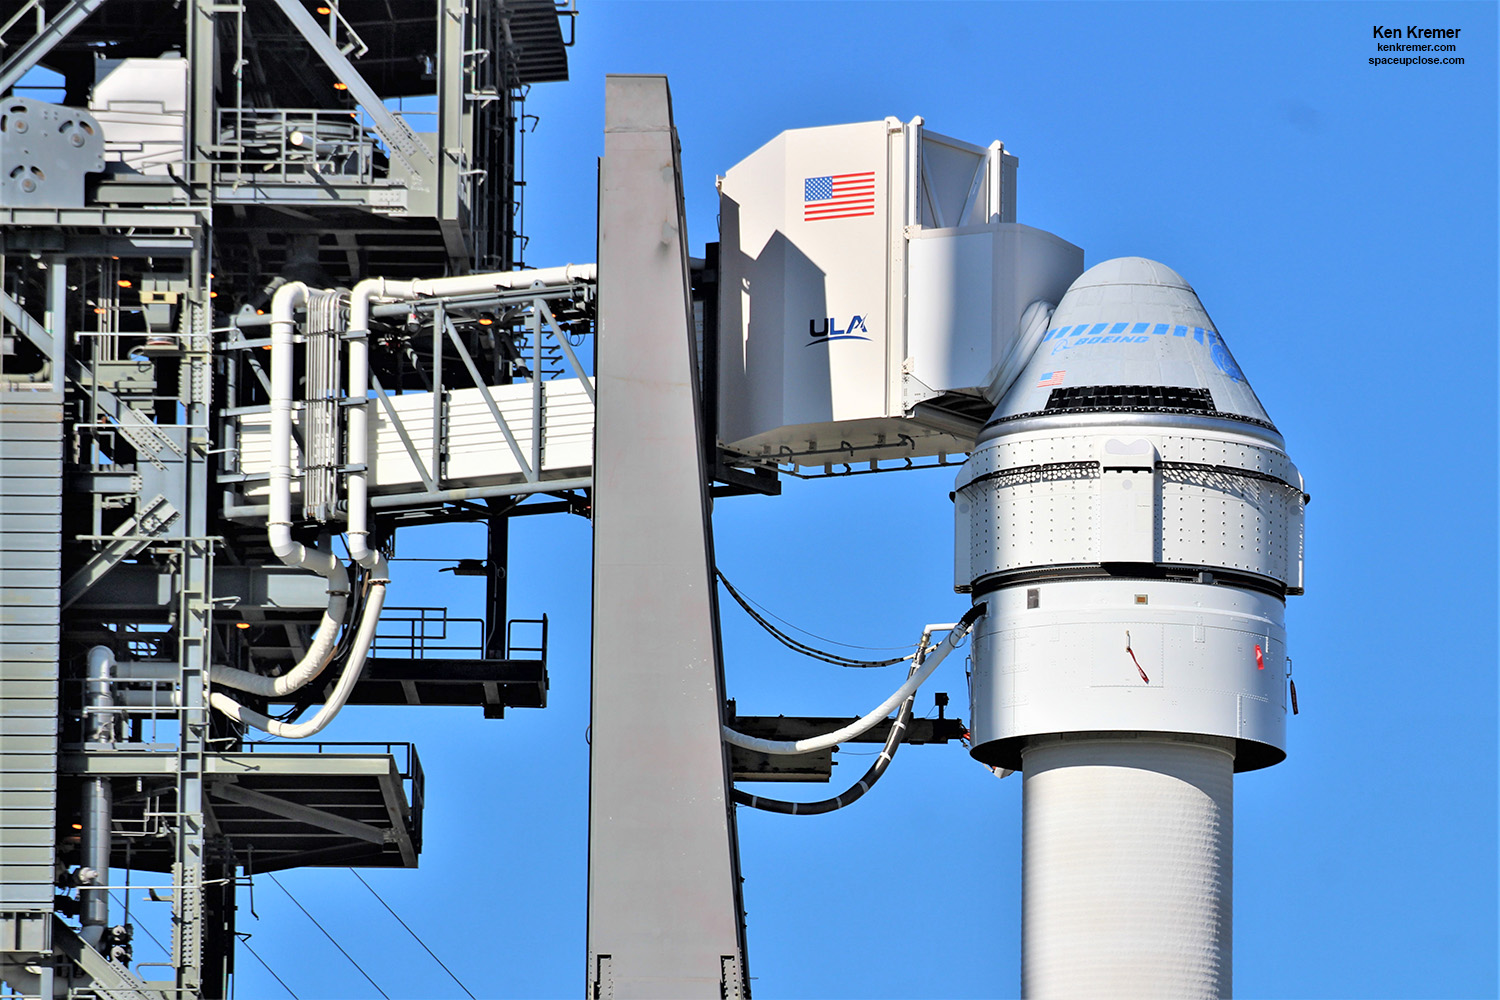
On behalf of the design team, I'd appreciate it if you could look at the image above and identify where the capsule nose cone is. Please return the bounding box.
[989,257,1276,431]
[1069,256,1192,292]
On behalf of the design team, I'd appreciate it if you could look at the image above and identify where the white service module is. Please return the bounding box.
[717,118,1083,469]
[234,378,594,503]
[955,257,1307,771]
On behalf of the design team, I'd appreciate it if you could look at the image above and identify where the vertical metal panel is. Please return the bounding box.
[587,75,747,1000]
[0,394,61,913]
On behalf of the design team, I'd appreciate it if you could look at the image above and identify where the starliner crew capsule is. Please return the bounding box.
[954,257,1307,1000]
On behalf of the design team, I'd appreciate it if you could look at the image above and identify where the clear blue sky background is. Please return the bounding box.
[86,3,1497,998]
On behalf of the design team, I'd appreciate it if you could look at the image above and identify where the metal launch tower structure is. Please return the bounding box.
[0,3,581,997]
[0,6,1307,999]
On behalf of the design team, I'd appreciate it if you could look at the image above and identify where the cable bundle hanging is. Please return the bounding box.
[715,569,912,668]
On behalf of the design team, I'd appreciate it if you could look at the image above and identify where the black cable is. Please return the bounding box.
[347,869,476,999]
[272,564,369,724]
[723,580,918,653]
[734,660,919,815]
[238,934,301,1000]
[716,570,912,668]
[730,602,986,815]
[268,873,389,999]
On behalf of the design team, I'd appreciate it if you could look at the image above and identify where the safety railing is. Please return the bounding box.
[213,107,385,185]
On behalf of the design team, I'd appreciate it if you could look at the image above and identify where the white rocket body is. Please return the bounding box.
[954,258,1306,998]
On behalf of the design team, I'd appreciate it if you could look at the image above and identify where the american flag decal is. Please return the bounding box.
[804,171,876,222]
[1036,370,1066,388]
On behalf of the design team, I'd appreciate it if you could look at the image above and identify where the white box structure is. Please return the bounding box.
[716,117,1083,469]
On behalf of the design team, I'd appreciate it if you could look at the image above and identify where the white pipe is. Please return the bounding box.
[209,560,388,739]
[343,265,597,570]
[217,266,596,736]
[721,605,985,756]
[117,688,183,709]
[240,280,352,701]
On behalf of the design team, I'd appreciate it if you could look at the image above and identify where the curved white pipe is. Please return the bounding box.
[238,280,352,700]
[209,587,346,696]
[722,605,986,756]
[209,556,389,739]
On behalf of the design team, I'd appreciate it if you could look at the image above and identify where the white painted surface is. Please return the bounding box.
[89,58,188,175]
[954,420,1304,590]
[236,377,594,500]
[1022,738,1233,1000]
[968,579,1287,767]
[716,118,1082,467]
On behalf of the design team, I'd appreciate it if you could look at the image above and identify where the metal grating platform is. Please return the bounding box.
[59,745,422,873]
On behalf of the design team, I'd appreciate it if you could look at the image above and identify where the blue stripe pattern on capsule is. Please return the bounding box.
[1041,323,1219,347]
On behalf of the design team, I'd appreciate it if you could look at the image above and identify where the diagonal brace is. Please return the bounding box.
[0,0,110,97]
[270,0,433,175]
[212,782,392,845]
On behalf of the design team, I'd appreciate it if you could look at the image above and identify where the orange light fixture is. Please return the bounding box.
[235,622,250,629]
[317,5,331,13]
[116,279,132,288]
[477,317,493,326]
[333,81,348,91]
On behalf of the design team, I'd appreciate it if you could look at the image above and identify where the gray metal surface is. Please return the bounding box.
[0,98,106,208]
[587,74,748,1000]
[0,389,63,913]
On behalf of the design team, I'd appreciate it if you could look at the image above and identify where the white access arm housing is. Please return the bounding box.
[716,117,1083,469]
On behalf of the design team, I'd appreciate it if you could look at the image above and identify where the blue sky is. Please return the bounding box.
[63,2,1497,998]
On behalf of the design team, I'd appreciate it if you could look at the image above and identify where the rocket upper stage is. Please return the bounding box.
[992,257,1276,433]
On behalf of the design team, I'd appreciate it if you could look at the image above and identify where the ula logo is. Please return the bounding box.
[807,314,872,346]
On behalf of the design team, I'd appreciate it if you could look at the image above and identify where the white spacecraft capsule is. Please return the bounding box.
[953,257,1307,999]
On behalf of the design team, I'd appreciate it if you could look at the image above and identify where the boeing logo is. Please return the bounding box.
[806,314,872,346]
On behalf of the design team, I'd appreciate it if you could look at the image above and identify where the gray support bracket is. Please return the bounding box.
[586,74,749,999]
[270,0,434,177]
[0,285,60,370]
[537,299,595,402]
[61,493,179,609]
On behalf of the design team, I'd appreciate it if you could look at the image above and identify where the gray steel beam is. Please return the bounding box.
[211,783,390,845]
[0,286,58,363]
[68,562,333,613]
[586,75,748,1000]
[60,494,180,609]
[270,0,434,177]
[0,0,110,97]
[53,916,164,1000]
